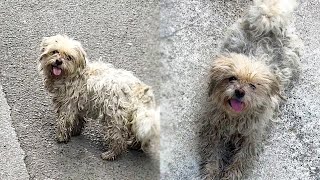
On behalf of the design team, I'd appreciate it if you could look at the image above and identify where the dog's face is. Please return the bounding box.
[38,34,87,79]
[209,54,280,116]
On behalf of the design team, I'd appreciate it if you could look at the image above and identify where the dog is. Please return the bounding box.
[38,34,160,160]
[201,0,301,179]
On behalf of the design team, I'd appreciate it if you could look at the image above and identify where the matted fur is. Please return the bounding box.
[201,0,301,179]
[38,34,159,160]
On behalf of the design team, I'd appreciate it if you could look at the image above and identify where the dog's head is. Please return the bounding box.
[208,53,281,116]
[38,34,87,79]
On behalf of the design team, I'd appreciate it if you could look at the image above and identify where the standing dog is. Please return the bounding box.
[202,0,301,179]
[38,34,159,160]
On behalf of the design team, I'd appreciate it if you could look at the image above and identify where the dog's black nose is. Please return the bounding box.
[235,89,245,99]
[55,59,62,66]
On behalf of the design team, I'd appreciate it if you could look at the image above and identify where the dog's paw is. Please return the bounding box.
[220,173,237,180]
[220,167,242,180]
[101,150,118,161]
[71,128,82,136]
[202,161,220,180]
[56,132,70,143]
[127,140,141,150]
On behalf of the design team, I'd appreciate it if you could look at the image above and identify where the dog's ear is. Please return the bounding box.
[208,73,217,97]
[76,43,87,61]
[74,41,88,69]
[38,37,51,62]
[268,74,283,112]
[208,63,224,97]
[271,79,280,95]
[208,56,233,97]
[269,74,283,100]
[40,37,50,53]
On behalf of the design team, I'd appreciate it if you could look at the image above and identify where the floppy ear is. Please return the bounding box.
[76,43,87,61]
[208,72,217,97]
[271,78,280,95]
[73,40,88,67]
[208,64,225,97]
[208,56,233,97]
[40,37,49,53]
[38,53,45,62]
[38,37,50,62]
[269,74,285,101]
[267,74,284,112]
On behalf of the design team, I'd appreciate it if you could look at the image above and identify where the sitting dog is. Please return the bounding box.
[38,34,159,160]
[202,0,301,179]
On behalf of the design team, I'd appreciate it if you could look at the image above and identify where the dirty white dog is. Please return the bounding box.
[202,0,301,179]
[38,34,159,160]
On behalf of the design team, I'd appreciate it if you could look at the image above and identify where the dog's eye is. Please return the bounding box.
[228,76,237,82]
[66,55,73,61]
[249,83,256,90]
[51,50,59,54]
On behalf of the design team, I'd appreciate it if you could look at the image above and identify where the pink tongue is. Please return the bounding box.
[230,99,244,112]
[52,67,62,76]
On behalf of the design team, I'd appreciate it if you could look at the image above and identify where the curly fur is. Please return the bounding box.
[38,34,159,160]
[201,0,302,179]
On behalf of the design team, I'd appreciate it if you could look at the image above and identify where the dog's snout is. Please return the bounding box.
[235,89,245,99]
[55,59,62,66]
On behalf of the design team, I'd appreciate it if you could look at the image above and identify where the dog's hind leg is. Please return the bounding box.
[101,114,128,161]
[131,105,159,151]
[131,85,159,155]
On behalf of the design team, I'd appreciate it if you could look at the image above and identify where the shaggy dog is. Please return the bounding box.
[38,34,159,160]
[201,0,302,179]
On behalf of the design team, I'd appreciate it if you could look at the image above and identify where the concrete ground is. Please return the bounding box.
[161,0,320,179]
[0,84,29,180]
[0,0,159,179]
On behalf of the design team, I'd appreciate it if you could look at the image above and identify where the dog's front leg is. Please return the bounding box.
[202,142,222,180]
[221,136,256,180]
[55,108,78,143]
[201,128,223,180]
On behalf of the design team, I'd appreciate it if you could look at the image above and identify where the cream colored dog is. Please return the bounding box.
[38,34,159,160]
[201,0,301,179]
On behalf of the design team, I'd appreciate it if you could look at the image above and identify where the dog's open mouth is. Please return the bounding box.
[52,66,62,76]
[228,99,245,112]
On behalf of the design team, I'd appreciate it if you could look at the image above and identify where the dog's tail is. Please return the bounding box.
[131,87,160,159]
[245,0,298,36]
